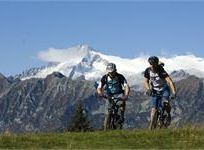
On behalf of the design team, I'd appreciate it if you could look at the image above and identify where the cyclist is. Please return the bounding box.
[144,56,176,129]
[97,63,130,131]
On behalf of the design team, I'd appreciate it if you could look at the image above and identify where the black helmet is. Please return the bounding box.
[148,56,159,66]
[106,63,116,73]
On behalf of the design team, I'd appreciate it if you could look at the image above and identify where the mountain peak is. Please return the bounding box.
[170,69,190,81]
[78,44,94,51]
[46,72,65,79]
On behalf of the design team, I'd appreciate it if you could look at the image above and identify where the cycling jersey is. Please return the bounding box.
[98,73,128,95]
[144,65,169,91]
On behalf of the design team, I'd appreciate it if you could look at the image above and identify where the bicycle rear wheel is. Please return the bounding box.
[163,111,171,128]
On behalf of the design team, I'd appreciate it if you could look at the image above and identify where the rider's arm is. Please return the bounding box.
[120,74,130,100]
[144,68,151,91]
[97,75,106,97]
[165,76,176,94]
[144,77,151,91]
[97,85,103,96]
[159,66,176,94]
[97,83,104,97]
[124,83,130,97]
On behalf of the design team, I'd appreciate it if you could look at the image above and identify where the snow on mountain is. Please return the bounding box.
[20,44,204,85]
[22,45,108,80]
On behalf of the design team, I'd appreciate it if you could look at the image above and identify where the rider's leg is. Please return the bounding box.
[163,98,171,126]
[104,111,111,131]
[162,87,171,126]
[104,98,112,131]
[149,96,158,129]
[150,108,156,121]
[149,108,157,130]
[119,101,126,128]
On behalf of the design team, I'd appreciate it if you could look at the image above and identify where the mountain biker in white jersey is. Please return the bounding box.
[97,63,130,131]
[144,56,176,129]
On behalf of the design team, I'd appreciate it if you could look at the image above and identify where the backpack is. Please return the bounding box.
[103,74,123,95]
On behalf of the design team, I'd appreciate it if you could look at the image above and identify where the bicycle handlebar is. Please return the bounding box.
[103,95,123,104]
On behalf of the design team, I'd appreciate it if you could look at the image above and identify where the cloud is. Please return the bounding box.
[38,48,68,63]
[37,45,91,64]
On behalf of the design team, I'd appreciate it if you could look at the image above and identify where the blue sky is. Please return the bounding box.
[0,2,204,76]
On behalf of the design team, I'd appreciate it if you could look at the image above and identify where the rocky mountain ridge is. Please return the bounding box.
[0,71,203,132]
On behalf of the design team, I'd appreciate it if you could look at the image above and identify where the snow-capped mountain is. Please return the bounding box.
[20,45,108,81]
[18,44,204,85]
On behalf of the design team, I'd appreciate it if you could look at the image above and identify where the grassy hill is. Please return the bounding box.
[0,128,204,149]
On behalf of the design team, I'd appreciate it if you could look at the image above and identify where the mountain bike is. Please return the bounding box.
[149,93,171,130]
[104,96,124,130]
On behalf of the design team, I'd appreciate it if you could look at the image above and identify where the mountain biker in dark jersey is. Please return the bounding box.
[97,63,130,131]
[144,56,176,129]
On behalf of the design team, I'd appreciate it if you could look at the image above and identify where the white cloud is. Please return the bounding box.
[37,45,91,64]
[38,48,64,63]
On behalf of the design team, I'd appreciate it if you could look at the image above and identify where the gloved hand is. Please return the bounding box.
[170,93,176,100]
[121,95,128,101]
[146,89,153,96]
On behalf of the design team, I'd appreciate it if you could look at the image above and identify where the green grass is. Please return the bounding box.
[0,128,204,149]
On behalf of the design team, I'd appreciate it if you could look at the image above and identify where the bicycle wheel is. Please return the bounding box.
[163,103,171,128]
[163,111,171,128]
[158,114,164,128]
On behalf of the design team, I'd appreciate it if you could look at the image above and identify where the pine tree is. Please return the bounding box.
[69,102,92,132]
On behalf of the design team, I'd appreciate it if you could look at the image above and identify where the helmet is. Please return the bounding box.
[106,63,116,73]
[148,56,159,66]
